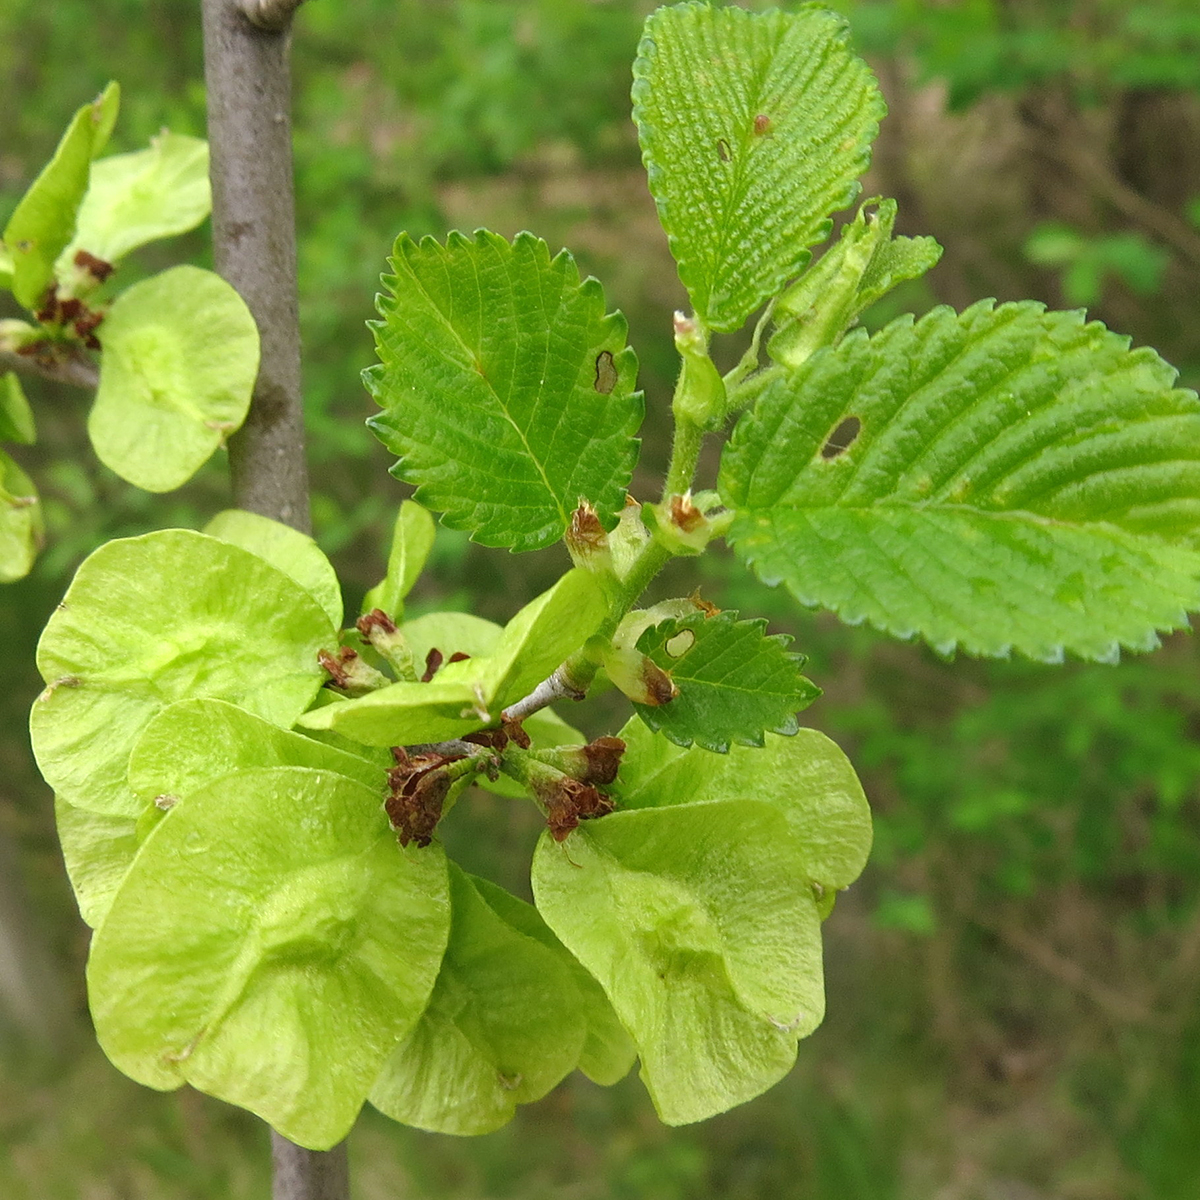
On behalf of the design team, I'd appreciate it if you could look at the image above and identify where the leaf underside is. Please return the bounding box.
[720,300,1200,661]
[633,610,819,752]
[633,2,884,332]
[366,230,643,551]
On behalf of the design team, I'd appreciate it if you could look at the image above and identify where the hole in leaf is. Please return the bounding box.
[593,350,617,394]
[665,629,695,658]
[820,416,861,459]
[717,138,731,162]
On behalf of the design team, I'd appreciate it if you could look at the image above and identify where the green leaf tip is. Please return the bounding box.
[720,299,1200,662]
[633,608,820,752]
[366,229,643,552]
[0,448,42,583]
[3,82,119,309]
[633,2,885,332]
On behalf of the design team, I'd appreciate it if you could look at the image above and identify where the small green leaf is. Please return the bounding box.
[204,509,342,629]
[632,3,884,331]
[89,265,258,491]
[60,132,210,269]
[0,448,43,583]
[369,864,586,1135]
[613,719,871,891]
[471,876,635,1086]
[303,569,607,746]
[31,530,335,817]
[55,796,139,929]
[362,500,436,619]
[721,301,1200,661]
[87,766,451,1150]
[532,800,823,1124]
[0,372,36,444]
[366,230,643,551]
[3,83,118,309]
[633,610,819,753]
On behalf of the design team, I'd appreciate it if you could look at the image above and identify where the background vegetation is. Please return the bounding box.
[3,1,1200,1196]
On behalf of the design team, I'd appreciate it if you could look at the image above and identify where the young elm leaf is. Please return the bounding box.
[632,4,884,332]
[89,265,258,491]
[3,82,118,309]
[720,300,1200,662]
[613,719,871,892]
[87,766,451,1151]
[633,610,820,753]
[531,800,823,1125]
[369,865,586,1135]
[205,509,343,628]
[365,230,643,551]
[31,530,335,818]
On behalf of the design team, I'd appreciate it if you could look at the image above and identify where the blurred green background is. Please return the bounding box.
[4,1,1200,1196]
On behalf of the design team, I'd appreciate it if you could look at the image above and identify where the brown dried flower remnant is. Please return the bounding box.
[419,647,443,682]
[688,588,721,618]
[669,492,705,533]
[544,779,615,842]
[384,747,463,848]
[74,249,115,283]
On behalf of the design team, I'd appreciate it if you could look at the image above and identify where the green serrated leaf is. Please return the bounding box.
[303,569,607,746]
[55,795,139,929]
[204,509,342,629]
[613,719,871,891]
[632,3,884,332]
[362,500,436,619]
[0,447,43,583]
[721,300,1200,661]
[60,132,210,270]
[3,83,117,309]
[532,800,823,1125]
[632,610,819,753]
[31,530,335,818]
[366,230,643,551]
[369,864,585,1135]
[87,766,451,1150]
[89,265,258,492]
[0,372,36,444]
[471,876,635,1086]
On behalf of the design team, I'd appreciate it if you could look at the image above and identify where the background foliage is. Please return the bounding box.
[3,0,1200,1195]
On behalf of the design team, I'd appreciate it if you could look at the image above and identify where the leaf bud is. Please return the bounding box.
[356,608,418,679]
[602,644,678,707]
[672,311,726,430]
[531,735,627,786]
[317,645,390,696]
